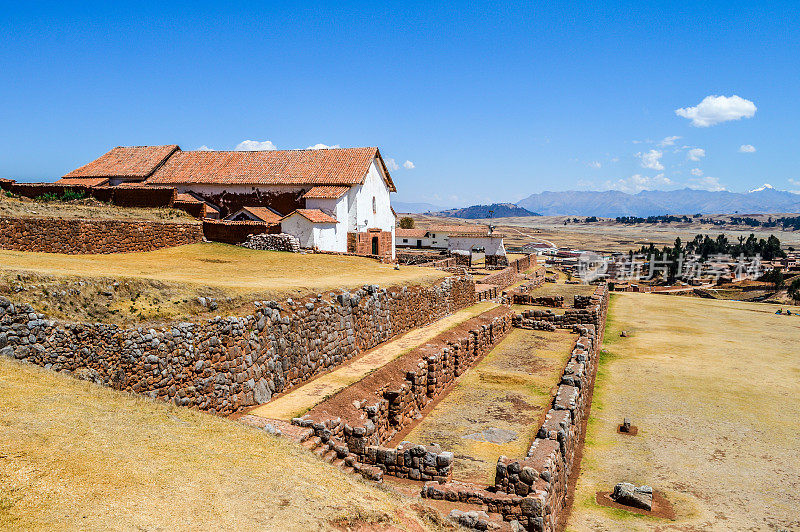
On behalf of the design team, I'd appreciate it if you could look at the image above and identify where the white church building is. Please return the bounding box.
[59,145,397,258]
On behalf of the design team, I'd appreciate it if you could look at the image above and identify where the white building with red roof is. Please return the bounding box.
[59,145,397,257]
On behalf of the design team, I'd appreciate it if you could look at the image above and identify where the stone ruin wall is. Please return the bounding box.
[422,283,609,532]
[294,310,514,483]
[0,217,203,254]
[0,276,476,416]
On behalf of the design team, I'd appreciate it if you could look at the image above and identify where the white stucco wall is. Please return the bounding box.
[448,236,506,256]
[347,159,396,258]
[304,196,349,252]
[280,214,343,252]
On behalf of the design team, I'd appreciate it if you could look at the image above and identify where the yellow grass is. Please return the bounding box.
[567,293,800,531]
[0,357,449,531]
[0,243,448,298]
[403,327,576,485]
[250,301,498,420]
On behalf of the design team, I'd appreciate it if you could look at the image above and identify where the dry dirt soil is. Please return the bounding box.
[0,357,453,531]
[567,292,800,531]
[402,327,576,486]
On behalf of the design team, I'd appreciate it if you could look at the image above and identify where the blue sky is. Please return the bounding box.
[2,1,799,207]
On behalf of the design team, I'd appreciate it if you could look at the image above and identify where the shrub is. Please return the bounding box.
[35,192,59,202]
[399,217,414,229]
[60,189,87,202]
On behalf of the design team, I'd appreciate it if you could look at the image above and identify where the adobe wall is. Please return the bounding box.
[0,217,202,254]
[0,276,476,416]
[294,308,513,482]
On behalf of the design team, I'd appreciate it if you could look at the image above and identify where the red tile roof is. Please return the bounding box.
[396,228,427,238]
[241,206,282,223]
[63,145,178,179]
[146,147,396,191]
[282,208,338,224]
[301,185,349,199]
[54,177,110,187]
[175,193,202,203]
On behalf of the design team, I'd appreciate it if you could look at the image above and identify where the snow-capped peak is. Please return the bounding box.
[748,183,774,193]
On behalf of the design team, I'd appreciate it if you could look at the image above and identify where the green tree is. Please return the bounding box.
[398,217,414,229]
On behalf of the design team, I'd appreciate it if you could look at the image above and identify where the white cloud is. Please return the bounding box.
[195,145,212,151]
[385,158,400,171]
[637,149,664,170]
[587,161,602,169]
[235,140,277,151]
[605,173,672,193]
[689,176,726,191]
[739,144,756,153]
[610,157,620,163]
[306,143,341,150]
[789,178,800,194]
[403,160,415,170]
[675,95,757,127]
[691,168,704,176]
[687,148,706,162]
[659,135,681,147]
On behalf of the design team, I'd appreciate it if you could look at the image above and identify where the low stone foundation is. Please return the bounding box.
[422,284,609,531]
[293,309,513,482]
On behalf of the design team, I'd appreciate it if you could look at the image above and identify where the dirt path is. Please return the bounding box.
[248,301,498,420]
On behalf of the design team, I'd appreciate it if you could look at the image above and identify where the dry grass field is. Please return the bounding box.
[408,213,800,252]
[0,357,449,531]
[402,327,576,485]
[0,193,197,223]
[567,293,800,531]
[0,243,449,325]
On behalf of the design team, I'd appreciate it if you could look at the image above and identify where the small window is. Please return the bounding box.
[372,196,377,214]
[403,239,408,243]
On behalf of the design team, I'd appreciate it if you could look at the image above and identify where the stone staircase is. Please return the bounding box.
[238,415,382,480]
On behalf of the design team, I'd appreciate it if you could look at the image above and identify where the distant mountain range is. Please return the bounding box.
[515,185,800,217]
[392,201,446,213]
[434,203,541,218]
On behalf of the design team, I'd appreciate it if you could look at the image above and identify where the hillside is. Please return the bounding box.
[516,185,800,217]
[0,357,446,531]
[434,203,540,218]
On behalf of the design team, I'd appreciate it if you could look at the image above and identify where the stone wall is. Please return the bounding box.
[0,277,476,416]
[423,283,609,531]
[240,233,301,253]
[480,254,536,289]
[0,217,202,254]
[294,309,513,482]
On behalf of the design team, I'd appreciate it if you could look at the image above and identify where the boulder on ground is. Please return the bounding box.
[611,482,652,510]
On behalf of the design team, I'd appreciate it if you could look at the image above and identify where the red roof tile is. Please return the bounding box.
[396,228,427,238]
[63,145,178,179]
[241,206,282,223]
[282,208,338,224]
[146,147,396,191]
[175,193,202,203]
[54,177,110,187]
[301,185,349,199]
